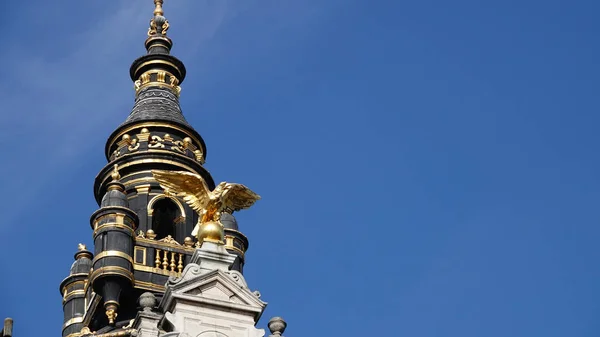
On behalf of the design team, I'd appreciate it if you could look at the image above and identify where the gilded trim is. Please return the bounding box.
[140,69,175,82]
[112,149,200,166]
[134,246,147,265]
[133,263,178,276]
[135,279,166,292]
[93,251,134,265]
[134,59,182,77]
[63,317,84,329]
[135,184,151,194]
[104,300,120,306]
[224,237,245,256]
[89,329,136,337]
[83,294,101,326]
[137,81,181,96]
[119,170,153,180]
[102,158,198,184]
[124,176,156,188]
[89,266,134,282]
[107,122,204,158]
[223,228,249,239]
[93,211,134,224]
[135,237,195,251]
[146,148,200,161]
[63,290,86,303]
[62,280,86,295]
[94,223,135,236]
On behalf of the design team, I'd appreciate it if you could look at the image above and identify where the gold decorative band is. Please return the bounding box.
[93,212,134,226]
[134,246,147,265]
[224,244,245,257]
[63,317,84,329]
[134,59,182,78]
[66,328,137,337]
[135,237,195,251]
[135,184,151,194]
[135,280,165,292]
[136,82,181,97]
[61,280,86,295]
[103,158,199,185]
[135,67,181,97]
[107,122,205,159]
[224,236,246,255]
[145,35,171,45]
[94,223,135,236]
[89,266,134,283]
[63,290,86,303]
[93,251,134,265]
[133,263,178,276]
[201,238,224,245]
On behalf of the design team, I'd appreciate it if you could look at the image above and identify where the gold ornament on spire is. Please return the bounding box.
[151,170,261,245]
[106,306,117,325]
[78,243,87,251]
[153,0,164,16]
[148,0,170,36]
[111,164,121,181]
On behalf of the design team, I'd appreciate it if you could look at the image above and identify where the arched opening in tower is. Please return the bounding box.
[151,198,180,240]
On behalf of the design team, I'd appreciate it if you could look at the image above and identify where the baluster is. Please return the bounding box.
[155,249,161,268]
[170,252,176,272]
[162,251,169,270]
[177,253,183,274]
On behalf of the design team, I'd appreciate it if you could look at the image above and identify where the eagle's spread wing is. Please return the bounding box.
[220,183,261,212]
[151,170,211,213]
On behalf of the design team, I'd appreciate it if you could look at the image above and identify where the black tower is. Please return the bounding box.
[59,2,252,335]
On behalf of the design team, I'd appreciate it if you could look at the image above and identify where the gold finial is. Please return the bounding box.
[106,308,117,325]
[154,0,164,16]
[146,229,157,240]
[111,164,121,181]
[148,0,169,36]
[78,243,87,251]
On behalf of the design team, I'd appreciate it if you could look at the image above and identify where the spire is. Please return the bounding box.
[118,0,190,132]
[131,0,185,97]
[100,0,211,206]
[146,0,172,52]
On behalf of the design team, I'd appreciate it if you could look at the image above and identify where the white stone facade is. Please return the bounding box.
[133,242,270,337]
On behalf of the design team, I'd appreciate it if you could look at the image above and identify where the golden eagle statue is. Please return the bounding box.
[151,170,260,244]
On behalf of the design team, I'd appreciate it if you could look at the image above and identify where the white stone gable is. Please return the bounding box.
[158,244,267,337]
[163,268,266,313]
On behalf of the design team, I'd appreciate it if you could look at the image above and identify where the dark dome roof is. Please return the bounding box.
[70,254,92,274]
[101,186,129,208]
[220,213,238,230]
[120,87,191,128]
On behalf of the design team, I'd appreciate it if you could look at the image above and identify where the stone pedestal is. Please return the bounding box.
[158,242,267,337]
[134,311,162,337]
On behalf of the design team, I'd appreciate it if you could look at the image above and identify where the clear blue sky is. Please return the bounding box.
[0,0,599,336]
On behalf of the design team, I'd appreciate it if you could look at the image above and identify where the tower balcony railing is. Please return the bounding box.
[133,230,196,283]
